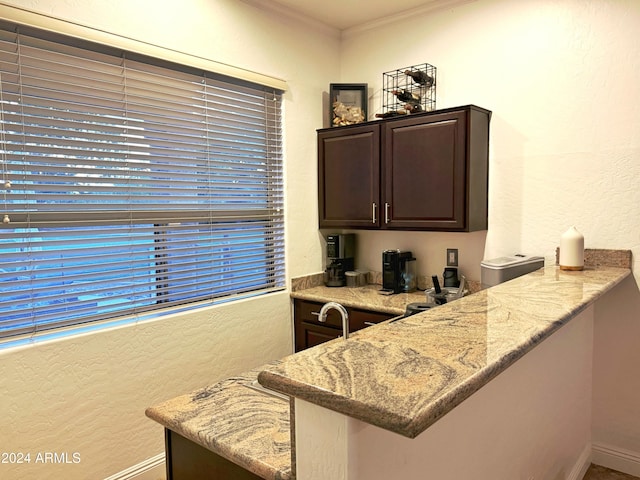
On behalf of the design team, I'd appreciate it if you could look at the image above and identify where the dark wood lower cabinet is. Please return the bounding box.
[165,429,261,480]
[298,321,343,349]
[294,298,395,352]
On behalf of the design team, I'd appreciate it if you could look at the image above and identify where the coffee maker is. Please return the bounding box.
[324,234,355,287]
[382,249,416,293]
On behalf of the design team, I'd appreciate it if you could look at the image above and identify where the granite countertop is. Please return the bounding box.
[259,264,631,439]
[145,361,292,480]
[146,249,631,476]
[290,283,427,316]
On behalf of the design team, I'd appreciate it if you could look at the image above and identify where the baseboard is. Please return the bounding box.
[568,443,592,480]
[103,453,165,480]
[592,442,640,477]
[100,443,640,480]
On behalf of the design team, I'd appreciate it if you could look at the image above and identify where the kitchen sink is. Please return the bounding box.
[243,380,289,401]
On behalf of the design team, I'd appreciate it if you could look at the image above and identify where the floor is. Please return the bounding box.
[583,464,640,480]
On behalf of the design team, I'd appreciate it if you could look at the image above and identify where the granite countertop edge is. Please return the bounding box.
[260,265,631,439]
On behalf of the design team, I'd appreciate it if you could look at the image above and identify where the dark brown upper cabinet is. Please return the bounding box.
[317,105,490,232]
[317,123,381,228]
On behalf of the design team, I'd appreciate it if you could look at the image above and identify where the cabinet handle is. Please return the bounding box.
[364,322,376,326]
[372,203,377,224]
[384,202,390,224]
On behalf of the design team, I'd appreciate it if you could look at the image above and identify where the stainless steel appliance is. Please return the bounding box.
[382,250,416,294]
[324,234,355,287]
[480,254,544,288]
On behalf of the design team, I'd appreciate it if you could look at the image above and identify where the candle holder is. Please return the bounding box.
[559,226,584,271]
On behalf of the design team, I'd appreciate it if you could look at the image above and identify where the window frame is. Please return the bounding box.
[0,13,286,343]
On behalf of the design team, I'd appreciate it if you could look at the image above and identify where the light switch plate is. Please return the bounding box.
[447,248,458,266]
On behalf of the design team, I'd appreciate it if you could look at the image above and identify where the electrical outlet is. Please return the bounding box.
[446,248,458,267]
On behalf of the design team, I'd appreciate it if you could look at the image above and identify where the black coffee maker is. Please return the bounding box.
[382,249,416,293]
[323,234,355,287]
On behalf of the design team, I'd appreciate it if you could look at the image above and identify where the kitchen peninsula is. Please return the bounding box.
[147,251,631,479]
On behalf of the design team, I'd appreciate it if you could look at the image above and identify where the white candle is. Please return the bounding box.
[559,226,584,271]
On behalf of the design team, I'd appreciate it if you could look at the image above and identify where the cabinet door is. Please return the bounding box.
[349,308,394,331]
[318,124,380,228]
[296,322,343,351]
[166,429,262,480]
[383,111,468,230]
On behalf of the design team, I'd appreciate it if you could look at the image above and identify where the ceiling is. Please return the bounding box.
[247,0,466,31]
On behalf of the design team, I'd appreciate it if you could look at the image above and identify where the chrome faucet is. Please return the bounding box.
[318,301,349,339]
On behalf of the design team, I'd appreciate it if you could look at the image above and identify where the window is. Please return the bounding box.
[0,22,285,340]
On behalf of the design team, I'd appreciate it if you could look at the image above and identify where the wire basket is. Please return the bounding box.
[381,63,436,118]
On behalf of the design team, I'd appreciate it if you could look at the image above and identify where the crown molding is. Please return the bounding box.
[342,0,477,38]
[240,0,341,39]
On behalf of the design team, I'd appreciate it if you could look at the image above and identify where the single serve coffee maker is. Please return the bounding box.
[382,249,417,294]
[323,234,355,287]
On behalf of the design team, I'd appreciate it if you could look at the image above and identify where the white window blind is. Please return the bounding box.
[0,23,285,340]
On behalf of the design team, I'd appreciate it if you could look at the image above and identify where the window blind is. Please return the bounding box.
[0,23,285,339]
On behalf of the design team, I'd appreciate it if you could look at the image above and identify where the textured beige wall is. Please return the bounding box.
[0,293,292,479]
[593,276,640,475]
